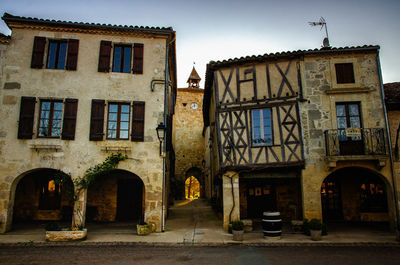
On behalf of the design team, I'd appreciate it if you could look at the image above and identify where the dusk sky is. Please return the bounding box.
[0,0,399,88]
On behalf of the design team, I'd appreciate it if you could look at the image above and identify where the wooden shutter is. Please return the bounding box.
[89,99,105,141]
[66,39,79,70]
[132,43,144,74]
[61,98,78,140]
[131,101,145,141]
[98,41,112,72]
[18,97,36,139]
[335,63,355,84]
[31,36,46,69]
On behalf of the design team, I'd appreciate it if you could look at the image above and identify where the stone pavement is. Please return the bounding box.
[0,199,399,246]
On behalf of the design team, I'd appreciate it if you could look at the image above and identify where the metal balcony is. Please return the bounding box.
[325,128,386,157]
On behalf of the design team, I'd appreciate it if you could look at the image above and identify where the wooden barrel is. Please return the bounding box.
[262,212,282,238]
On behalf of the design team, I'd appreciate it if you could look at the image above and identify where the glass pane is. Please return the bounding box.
[47,42,57,69]
[349,104,359,116]
[108,113,118,121]
[57,42,67,69]
[51,128,61,137]
[54,102,63,111]
[52,119,61,129]
[119,130,129,139]
[336,105,346,117]
[42,102,51,110]
[41,110,50,119]
[109,104,118,113]
[108,121,117,130]
[107,130,116,139]
[121,104,130,113]
[40,118,48,127]
[350,117,361,128]
[53,110,62,120]
[121,113,129,122]
[113,46,122,72]
[120,122,129,130]
[263,109,271,118]
[123,47,131,73]
[39,127,48,137]
[337,117,347,129]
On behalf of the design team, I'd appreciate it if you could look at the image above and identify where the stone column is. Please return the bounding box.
[222,171,240,231]
[301,165,323,221]
[72,189,87,229]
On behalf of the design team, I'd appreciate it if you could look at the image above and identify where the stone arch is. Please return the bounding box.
[320,166,393,228]
[86,169,145,222]
[7,168,74,231]
[185,167,204,198]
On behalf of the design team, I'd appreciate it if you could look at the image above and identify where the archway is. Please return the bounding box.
[86,169,144,222]
[321,167,390,226]
[185,176,201,199]
[184,167,203,199]
[12,168,74,229]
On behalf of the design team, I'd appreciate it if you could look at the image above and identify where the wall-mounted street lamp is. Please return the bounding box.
[156,122,166,157]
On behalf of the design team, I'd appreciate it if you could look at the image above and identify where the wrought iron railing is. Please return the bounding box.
[324,128,386,156]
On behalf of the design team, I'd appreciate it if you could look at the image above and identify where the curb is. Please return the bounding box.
[1,241,399,248]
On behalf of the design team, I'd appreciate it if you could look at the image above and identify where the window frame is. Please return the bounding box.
[37,100,64,138]
[251,108,274,147]
[112,44,132,73]
[106,102,131,140]
[46,39,68,70]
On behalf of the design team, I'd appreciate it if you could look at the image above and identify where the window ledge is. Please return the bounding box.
[326,87,373,94]
[30,144,62,152]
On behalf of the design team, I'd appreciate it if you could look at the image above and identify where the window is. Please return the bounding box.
[31,36,79,70]
[17,97,78,140]
[47,40,67,69]
[38,100,63,137]
[39,177,61,210]
[107,103,130,139]
[112,45,132,73]
[90,100,145,141]
[336,102,361,140]
[251,109,273,146]
[98,41,143,74]
[335,63,355,84]
[360,179,387,213]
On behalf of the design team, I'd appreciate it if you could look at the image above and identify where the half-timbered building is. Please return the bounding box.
[0,13,176,233]
[204,46,397,231]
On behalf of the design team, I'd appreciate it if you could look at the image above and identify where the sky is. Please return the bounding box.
[0,0,399,88]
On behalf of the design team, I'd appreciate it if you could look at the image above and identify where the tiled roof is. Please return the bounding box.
[187,66,201,82]
[384,82,400,110]
[0,33,10,44]
[207,45,380,68]
[2,13,174,35]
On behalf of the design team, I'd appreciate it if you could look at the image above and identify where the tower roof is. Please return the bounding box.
[187,67,201,83]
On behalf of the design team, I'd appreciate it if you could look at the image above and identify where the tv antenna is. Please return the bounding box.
[309,17,330,48]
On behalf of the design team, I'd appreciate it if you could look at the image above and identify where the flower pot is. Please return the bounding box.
[137,224,151,236]
[310,229,322,241]
[45,228,87,242]
[232,229,244,241]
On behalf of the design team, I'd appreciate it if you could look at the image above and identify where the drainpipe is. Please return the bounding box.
[161,35,175,232]
[376,53,400,240]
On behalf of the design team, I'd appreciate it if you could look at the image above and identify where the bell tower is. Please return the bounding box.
[187,66,201,88]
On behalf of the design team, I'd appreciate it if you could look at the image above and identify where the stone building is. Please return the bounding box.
[203,45,397,231]
[384,82,400,234]
[0,13,176,233]
[172,67,207,200]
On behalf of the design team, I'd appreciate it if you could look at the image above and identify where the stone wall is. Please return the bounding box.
[0,25,171,232]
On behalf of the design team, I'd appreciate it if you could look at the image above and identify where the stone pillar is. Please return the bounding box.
[72,189,87,229]
[222,171,240,231]
[301,165,323,221]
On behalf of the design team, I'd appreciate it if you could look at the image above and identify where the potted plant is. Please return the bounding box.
[309,218,322,241]
[231,220,244,241]
[136,220,151,236]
